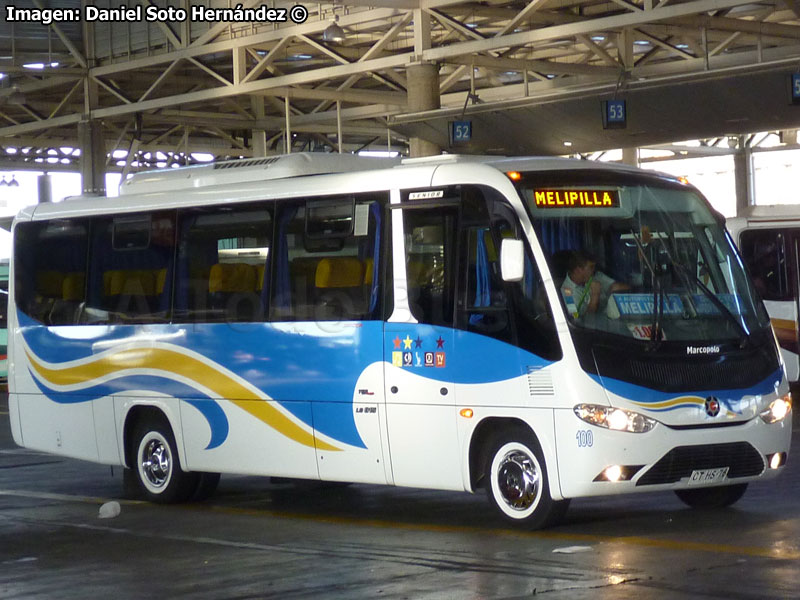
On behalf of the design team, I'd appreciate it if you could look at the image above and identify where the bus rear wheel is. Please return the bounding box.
[132,417,199,504]
[674,483,748,508]
[484,430,569,529]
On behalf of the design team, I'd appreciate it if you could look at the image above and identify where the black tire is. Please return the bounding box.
[131,416,199,504]
[674,483,748,508]
[484,429,569,529]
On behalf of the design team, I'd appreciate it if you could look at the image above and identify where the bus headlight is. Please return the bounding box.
[760,394,792,424]
[574,404,657,433]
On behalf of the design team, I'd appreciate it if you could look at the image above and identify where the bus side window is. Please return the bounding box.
[458,188,513,343]
[14,219,89,326]
[174,204,272,323]
[740,228,791,302]
[271,196,384,322]
[489,199,562,361]
[81,212,175,324]
[403,207,457,327]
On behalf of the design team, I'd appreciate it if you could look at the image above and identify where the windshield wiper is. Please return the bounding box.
[629,229,663,348]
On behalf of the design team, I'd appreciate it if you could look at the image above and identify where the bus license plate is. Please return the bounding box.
[688,467,729,486]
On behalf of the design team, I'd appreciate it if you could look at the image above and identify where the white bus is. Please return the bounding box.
[8,153,792,528]
[728,206,800,382]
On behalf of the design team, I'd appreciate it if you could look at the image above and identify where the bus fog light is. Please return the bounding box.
[604,465,623,482]
[760,395,792,424]
[768,452,786,469]
[575,404,657,433]
[593,464,644,482]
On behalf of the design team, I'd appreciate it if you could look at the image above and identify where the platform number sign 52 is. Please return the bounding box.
[449,120,472,144]
[602,99,627,129]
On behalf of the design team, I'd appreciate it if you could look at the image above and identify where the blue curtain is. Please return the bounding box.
[535,219,581,255]
[274,206,299,310]
[368,202,381,314]
[469,229,491,325]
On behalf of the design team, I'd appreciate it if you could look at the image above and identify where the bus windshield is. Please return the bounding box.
[519,173,770,344]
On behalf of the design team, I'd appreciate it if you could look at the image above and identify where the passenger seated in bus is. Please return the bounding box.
[560,250,629,318]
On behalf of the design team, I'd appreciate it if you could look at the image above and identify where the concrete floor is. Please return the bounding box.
[1,395,799,599]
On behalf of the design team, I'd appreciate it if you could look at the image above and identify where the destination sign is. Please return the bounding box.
[607,293,748,319]
[690,294,748,316]
[533,189,620,209]
[608,294,684,319]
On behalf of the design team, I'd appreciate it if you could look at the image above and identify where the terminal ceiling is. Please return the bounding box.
[3,0,800,169]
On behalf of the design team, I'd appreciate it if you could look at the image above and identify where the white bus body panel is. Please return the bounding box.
[764,299,799,382]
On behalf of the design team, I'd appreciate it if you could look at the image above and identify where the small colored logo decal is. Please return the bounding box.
[403,352,413,366]
[424,352,435,367]
[392,352,403,367]
[705,396,720,417]
[435,352,446,368]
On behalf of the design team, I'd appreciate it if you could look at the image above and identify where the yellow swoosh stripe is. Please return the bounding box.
[25,347,340,452]
[630,396,704,409]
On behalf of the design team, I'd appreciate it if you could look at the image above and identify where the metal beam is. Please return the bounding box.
[90,8,409,78]
[87,53,413,120]
[419,0,778,63]
[448,54,618,76]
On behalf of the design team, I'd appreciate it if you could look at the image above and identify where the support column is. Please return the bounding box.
[733,137,755,215]
[37,174,52,204]
[79,118,106,195]
[80,16,105,195]
[407,62,440,158]
[621,147,639,167]
[251,96,268,157]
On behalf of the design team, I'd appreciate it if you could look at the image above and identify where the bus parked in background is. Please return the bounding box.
[7,154,792,528]
[0,258,8,388]
[728,206,800,382]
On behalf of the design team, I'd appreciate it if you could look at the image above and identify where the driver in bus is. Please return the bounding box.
[561,250,629,318]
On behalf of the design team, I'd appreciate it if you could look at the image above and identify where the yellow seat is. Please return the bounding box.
[315,258,364,289]
[208,263,256,294]
[61,273,85,301]
[154,268,168,295]
[36,271,65,298]
[104,270,157,297]
[255,264,266,291]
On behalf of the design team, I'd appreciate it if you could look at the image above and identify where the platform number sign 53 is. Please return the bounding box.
[791,74,800,104]
[602,99,627,129]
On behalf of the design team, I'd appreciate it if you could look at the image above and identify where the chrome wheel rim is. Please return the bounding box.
[140,434,171,490]
[496,449,540,511]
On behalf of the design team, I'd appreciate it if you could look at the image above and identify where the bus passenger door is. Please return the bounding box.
[384,200,463,491]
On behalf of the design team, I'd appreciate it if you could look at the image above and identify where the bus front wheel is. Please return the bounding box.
[674,483,748,508]
[132,418,199,503]
[484,430,569,529]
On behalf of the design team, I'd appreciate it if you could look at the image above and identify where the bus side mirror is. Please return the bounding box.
[500,239,525,282]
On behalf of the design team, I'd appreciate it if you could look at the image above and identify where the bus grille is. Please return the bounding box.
[628,359,762,390]
[635,442,764,486]
[589,343,778,392]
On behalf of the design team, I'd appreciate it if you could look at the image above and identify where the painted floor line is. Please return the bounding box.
[1,487,798,561]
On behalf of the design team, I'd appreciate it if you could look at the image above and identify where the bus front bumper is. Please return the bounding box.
[554,408,792,499]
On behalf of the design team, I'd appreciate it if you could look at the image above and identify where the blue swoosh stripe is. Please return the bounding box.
[29,370,229,449]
